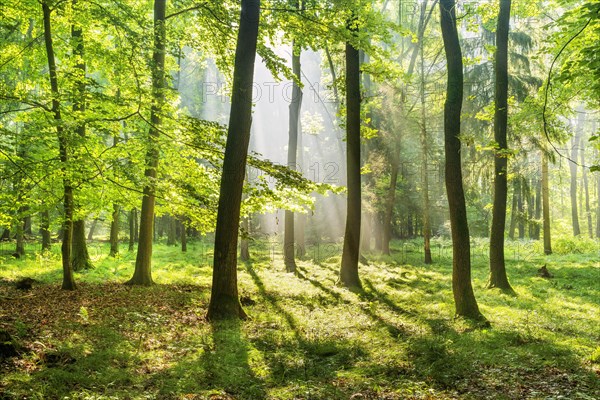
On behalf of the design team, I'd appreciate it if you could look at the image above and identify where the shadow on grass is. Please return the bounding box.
[154,319,268,399]
[243,262,367,398]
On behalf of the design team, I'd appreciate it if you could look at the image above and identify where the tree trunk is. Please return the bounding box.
[72,220,93,271]
[15,221,25,257]
[109,204,119,257]
[240,216,250,261]
[127,0,167,286]
[42,1,76,290]
[581,140,592,238]
[440,0,485,321]
[167,215,176,246]
[419,29,432,264]
[533,177,541,240]
[382,161,398,255]
[527,179,535,238]
[508,179,518,239]
[41,210,51,251]
[517,179,525,239]
[23,216,32,235]
[284,39,302,273]
[374,213,383,251]
[542,153,552,254]
[340,29,362,289]
[181,219,187,253]
[70,0,93,271]
[128,209,135,251]
[569,116,582,236]
[133,208,139,242]
[207,0,260,320]
[87,218,98,240]
[596,162,600,239]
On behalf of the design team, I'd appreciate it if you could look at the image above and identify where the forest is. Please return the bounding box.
[0,0,599,398]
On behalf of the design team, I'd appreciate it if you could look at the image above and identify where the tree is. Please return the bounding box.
[439,0,485,321]
[339,21,362,289]
[70,0,93,272]
[542,151,552,254]
[109,204,119,257]
[42,0,76,290]
[284,38,302,273]
[207,0,261,320]
[126,0,167,286]
[568,112,583,236]
[488,0,514,292]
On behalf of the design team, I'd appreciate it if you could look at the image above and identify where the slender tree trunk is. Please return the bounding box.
[527,180,535,238]
[128,209,135,251]
[420,33,432,264]
[581,141,592,238]
[15,221,24,257]
[517,184,525,239]
[167,215,176,246]
[284,39,302,273]
[23,216,32,235]
[508,179,518,239]
[207,0,260,320]
[87,219,98,240]
[440,0,485,321]
[41,210,51,251]
[596,163,600,239]
[181,219,187,253]
[109,204,119,257]
[340,28,362,289]
[382,161,398,255]
[43,1,75,290]
[127,0,167,286]
[569,116,582,236]
[296,118,306,258]
[542,153,552,254]
[133,208,139,242]
[70,0,93,271]
[533,177,541,240]
[240,216,250,261]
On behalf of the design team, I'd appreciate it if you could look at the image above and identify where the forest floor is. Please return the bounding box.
[0,238,599,399]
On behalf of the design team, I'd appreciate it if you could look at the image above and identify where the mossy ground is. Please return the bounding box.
[0,238,598,399]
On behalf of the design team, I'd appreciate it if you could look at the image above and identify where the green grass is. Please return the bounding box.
[0,238,599,399]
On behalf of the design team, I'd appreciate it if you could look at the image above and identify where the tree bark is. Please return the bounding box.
[488,0,513,291]
[127,0,167,286]
[419,26,432,264]
[207,0,260,320]
[284,39,302,273]
[87,219,98,240]
[440,0,485,321]
[109,204,119,257]
[180,219,187,252]
[41,210,51,251]
[569,114,582,236]
[128,209,135,251]
[517,180,525,239]
[240,216,250,261]
[70,0,93,271]
[581,140,592,238]
[508,179,518,240]
[542,153,552,254]
[167,215,176,246]
[42,1,76,290]
[533,177,541,240]
[72,220,93,271]
[340,27,362,289]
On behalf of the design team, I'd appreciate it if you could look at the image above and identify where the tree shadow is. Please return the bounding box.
[154,319,268,399]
